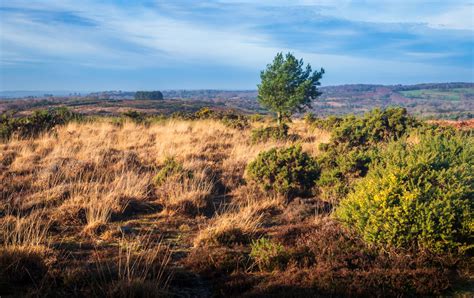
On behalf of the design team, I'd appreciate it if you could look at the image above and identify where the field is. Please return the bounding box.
[1,109,472,297]
[399,87,474,101]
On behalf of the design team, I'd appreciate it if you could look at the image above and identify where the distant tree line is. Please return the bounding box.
[135,91,164,100]
[393,82,473,91]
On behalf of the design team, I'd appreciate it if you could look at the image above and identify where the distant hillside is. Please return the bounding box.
[1,82,473,119]
[315,82,474,119]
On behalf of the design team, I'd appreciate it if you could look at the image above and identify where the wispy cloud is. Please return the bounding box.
[0,0,472,90]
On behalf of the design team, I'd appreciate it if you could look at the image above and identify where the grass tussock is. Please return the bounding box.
[156,167,215,215]
[92,233,172,297]
[194,193,285,247]
[0,210,52,294]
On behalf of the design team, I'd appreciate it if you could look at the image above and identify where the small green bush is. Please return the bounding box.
[122,110,145,123]
[303,112,316,124]
[0,112,16,141]
[195,107,215,119]
[219,111,250,130]
[246,145,319,197]
[250,237,288,271]
[153,157,192,186]
[336,131,474,254]
[250,114,265,122]
[311,115,344,131]
[251,124,289,143]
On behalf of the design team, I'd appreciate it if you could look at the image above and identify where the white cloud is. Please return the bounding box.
[425,4,474,30]
[0,0,472,87]
[0,1,283,68]
[220,0,474,30]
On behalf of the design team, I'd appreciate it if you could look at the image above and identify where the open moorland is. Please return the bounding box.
[1,83,473,120]
[0,107,472,297]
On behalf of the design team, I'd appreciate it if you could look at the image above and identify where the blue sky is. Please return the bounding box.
[0,0,473,91]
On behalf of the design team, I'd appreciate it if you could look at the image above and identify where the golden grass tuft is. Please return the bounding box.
[93,233,172,297]
[156,168,215,215]
[193,192,284,247]
[0,210,51,249]
[0,210,52,289]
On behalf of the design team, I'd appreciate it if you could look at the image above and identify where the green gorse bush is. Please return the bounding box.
[246,145,319,197]
[316,107,419,202]
[336,131,473,254]
[250,124,289,143]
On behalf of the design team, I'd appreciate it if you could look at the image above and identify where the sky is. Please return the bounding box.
[0,0,473,91]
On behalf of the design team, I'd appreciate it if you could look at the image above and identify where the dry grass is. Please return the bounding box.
[0,210,52,291]
[193,189,285,247]
[1,117,328,215]
[0,210,51,250]
[1,117,329,236]
[93,233,172,297]
[157,168,215,214]
[0,118,333,295]
[0,117,468,296]
[193,204,264,247]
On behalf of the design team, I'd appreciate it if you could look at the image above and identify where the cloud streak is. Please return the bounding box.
[0,0,472,90]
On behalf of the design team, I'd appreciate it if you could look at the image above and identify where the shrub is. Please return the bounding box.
[246,145,319,197]
[250,114,265,122]
[336,131,474,254]
[195,107,215,119]
[153,157,192,186]
[317,146,379,202]
[0,112,16,141]
[316,107,418,202]
[311,115,344,131]
[303,112,316,124]
[122,110,145,123]
[221,113,249,130]
[250,237,288,271]
[316,168,350,203]
[1,107,79,141]
[250,124,289,143]
[330,107,418,148]
[268,218,454,297]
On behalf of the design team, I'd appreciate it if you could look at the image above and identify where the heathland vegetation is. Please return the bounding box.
[0,53,473,296]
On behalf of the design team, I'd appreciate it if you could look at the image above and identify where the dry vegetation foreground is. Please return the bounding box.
[0,118,471,297]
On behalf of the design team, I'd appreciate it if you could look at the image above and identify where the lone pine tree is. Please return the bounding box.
[257,52,324,126]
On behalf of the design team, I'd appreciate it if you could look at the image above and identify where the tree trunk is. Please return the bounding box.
[277,111,282,127]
